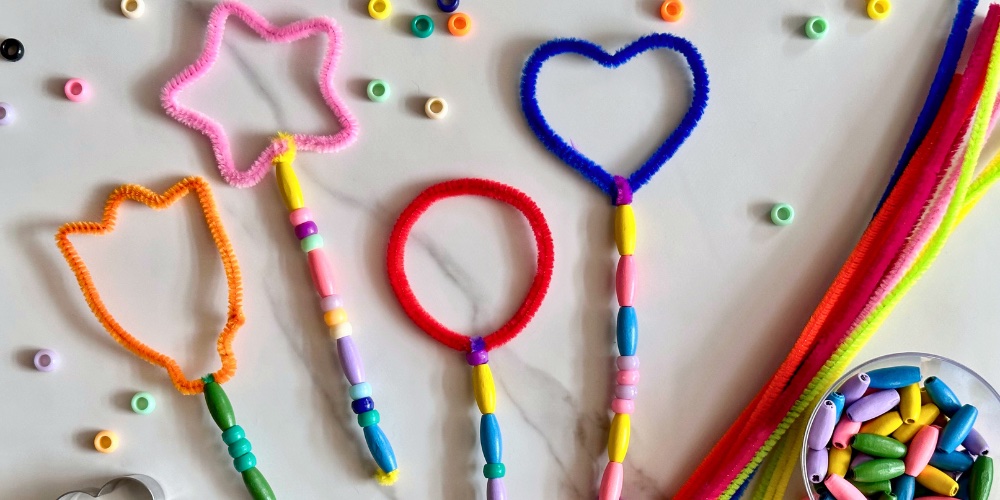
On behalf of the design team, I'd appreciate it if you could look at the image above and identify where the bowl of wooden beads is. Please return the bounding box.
[801,352,1000,499]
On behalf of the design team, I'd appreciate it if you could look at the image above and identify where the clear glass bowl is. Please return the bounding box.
[802,352,1000,499]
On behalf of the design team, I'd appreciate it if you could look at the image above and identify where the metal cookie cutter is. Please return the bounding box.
[57,474,165,500]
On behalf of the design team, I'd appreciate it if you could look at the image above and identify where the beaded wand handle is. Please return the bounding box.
[272,135,399,484]
[467,337,507,498]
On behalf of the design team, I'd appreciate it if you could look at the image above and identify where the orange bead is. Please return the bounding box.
[448,12,471,36]
[660,0,684,22]
[323,308,348,326]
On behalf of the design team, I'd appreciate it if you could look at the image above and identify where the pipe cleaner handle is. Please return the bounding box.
[203,376,276,500]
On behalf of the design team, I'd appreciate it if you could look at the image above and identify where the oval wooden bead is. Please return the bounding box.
[898,383,921,424]
[307,249,336,297]
[363,424,398,473]
[859,411,903,436]
[847,390,900,422]
[916,464,960,496]
[808,400,838,450]
[895,474,915,500]
[276,162,304,211]
[616,370,640,385]
[850,479,891,496]
[905,425,938,475]
[839,373,871,405]
[336,336,366,385]
[480,413,502,464]
[970,456,993,500]
[616,306,638,356]
[611,398,634,414]
[241,468,276,500]
[599,462,624,500]
[924,376,962,416]
[850,433,906,459]
[851,458,904,482]
[203,380,237,430]
[614,204,636,256]
[616,256,636,306]
[829,446,852,477]
[964,427,990,456]
[472,364,497,414]
[939,404,978,453]
[866,365,921,389]
[807,447,829,483]
[824,474,866,500]
[486,478,507,500]
[323,308,348,327]
[930,450,974,472]
[607,413,631,462]
[892,403,941,443]
[827,392,846,422]
[832,417,862,449]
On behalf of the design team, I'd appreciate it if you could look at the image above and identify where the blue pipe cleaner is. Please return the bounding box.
[519,33,710,202]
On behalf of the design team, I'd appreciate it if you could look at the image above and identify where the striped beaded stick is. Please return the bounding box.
[469,337,508,498]
[273,135,399,485]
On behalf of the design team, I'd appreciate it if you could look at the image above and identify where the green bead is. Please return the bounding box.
[222,425,246,445]
[228,438,253,458]
[203,381,237,430]
[234,451,258,472]
[878,494,897,500]
[358,409,381,427]
[849,479,891,495]
[805,16,828,39]
[483,462,506,478]
[770,203,794,226]
[851,458,904,482]
[850,433,907,459]
[130,392,156,414]
[367,80,390,102]
[242,467,276,500]
[411,15,434,38]
[300,234,324,252]
[970,455,994,500]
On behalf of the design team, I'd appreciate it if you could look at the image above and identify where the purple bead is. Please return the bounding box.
[33,349,59,372]
[851,453,874,468]
[337,336,366,385]
[614,384,637,400]
[351,397,374,414]
[470,337,486,352]
[806,447,828,483]
[846,389,900,422]
[807,400,838,450]
[466,349,488,366]
[839,373,871,405]
[486,478,507,500]
[613,175,632,205]
[616,355,639,370]
[294,221,318,239]
[963,427,990,456]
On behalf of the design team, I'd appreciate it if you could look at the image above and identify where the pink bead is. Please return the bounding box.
[289,207,313,226]
[616,355,639,370]
[616,370,640,385]
[616,255,636,306]
[320,294,343,312]
[831,417,862,449]
[611,398,634,414]
[307,249,336,296]
[599,462,624,500]
[824,474,866,500]
[64,78,92,102]
[905,424,939,476]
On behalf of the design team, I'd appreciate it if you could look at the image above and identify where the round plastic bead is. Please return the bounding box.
[367,80,390,102]
[448,13,471,36]
[770,203,794,225]
[330,321,353,339]
[0,102,16,126]
[805,17,828,40]
[616,370,640,385]
[467,349,489,365]
[130,392,156,414]
[437,0,459,12]
[228,437,253,458]
[615,384,637,400]
[611,398,635,415]
[483,463,506,478]
[323,308,348,327]
[289,207,313,226]
[411,15,434,38]
[368,0,391,20]
[222,425,246,445]
[616,355,639,371]
[64,78,92,102]
[320,294,343,312]
[867,0,891,20]
[33,349,60,372]
[94,430,119,453]
[351,396,375,414]
[1,38,24,62]
[349,382,373,400]
[358,409,381,427]
[660,0,684,22]
[233,452,257,472]
[294,221,318,239]
[300,234,324,252]
[120,0,145,19]
[425,97,448,119]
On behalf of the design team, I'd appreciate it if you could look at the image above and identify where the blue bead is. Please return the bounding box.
[221,425,245,445]
[233,452,257,472]
[351,397,375,414]
[363,424,397,473]
[895,473,915,500]
[930,450,975,472]
[826,392,845,422]
[925,376,963,416]
[228,438,252,458]
[616,307,637,356]
[480,413,502,464]
[866,366,921,389]
[437,0,459,12]
[349,382,372,400]
[939,404,979,453]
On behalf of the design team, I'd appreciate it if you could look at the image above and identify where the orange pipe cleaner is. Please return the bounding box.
[54,176,245,395]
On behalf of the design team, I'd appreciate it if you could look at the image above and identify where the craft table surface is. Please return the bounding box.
[4,1,1000,499]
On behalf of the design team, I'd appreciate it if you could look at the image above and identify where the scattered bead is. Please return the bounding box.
[349,382,372,400]
[660,0,684,22]
[448,13,471,37]
[770,203,794,226]
[1,38,24,62]
[130,391,156,414]
[483,462,506,479]
[320,294,343,312]
[867,0,891,20]
[351,397,375,414]
[120,0,145,19]
[33,349,60,372]
[358,409,381,427]
[94,430,119,453]
[0,102,16,126]
[368,0,392,20]
[437,0,459,12]
[804,17,828,40]
[411,15,434,38]
[64,78,92,103]
[367,79,390,102]
[294,221,318,240]
[425,97,448,119]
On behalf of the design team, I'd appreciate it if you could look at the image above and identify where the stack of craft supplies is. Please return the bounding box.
[672,1,1000,498]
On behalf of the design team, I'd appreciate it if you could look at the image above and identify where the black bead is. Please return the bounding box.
[1,39,24,62]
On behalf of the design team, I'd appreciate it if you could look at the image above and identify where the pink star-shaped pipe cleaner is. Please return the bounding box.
[161,1,358,188]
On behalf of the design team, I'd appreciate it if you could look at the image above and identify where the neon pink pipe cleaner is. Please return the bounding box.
[161,1,358,188]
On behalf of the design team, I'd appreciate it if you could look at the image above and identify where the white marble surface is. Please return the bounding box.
[4,0,1000,498]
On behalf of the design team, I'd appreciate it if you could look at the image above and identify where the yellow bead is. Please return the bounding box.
[472,364,496,414]
[607,413,631,462]
[898,383,921,424]
[859,411,903,436]
[276,162,304,211]
[368,0,391,20]
[323,308,348,327]
[867,0,890,20]
[892,403,940,443]
[916,465,959,496]
[614,205,636,256]
[828,445,852,478]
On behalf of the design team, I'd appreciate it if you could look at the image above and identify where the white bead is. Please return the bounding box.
[121,0,145,19]
[331,321,353,339]
[424,97,448,119]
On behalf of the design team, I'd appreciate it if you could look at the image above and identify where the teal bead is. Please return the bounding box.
[358,409,381,427]
[616,306,637,356]
[228,438,253,458]
[300,234,324,252]
[349,382,372,400]
[364,424,398,473]
[483,462,506,478]
[234,452,258,472]
[222,425,246,445]
[481,414,502,464]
